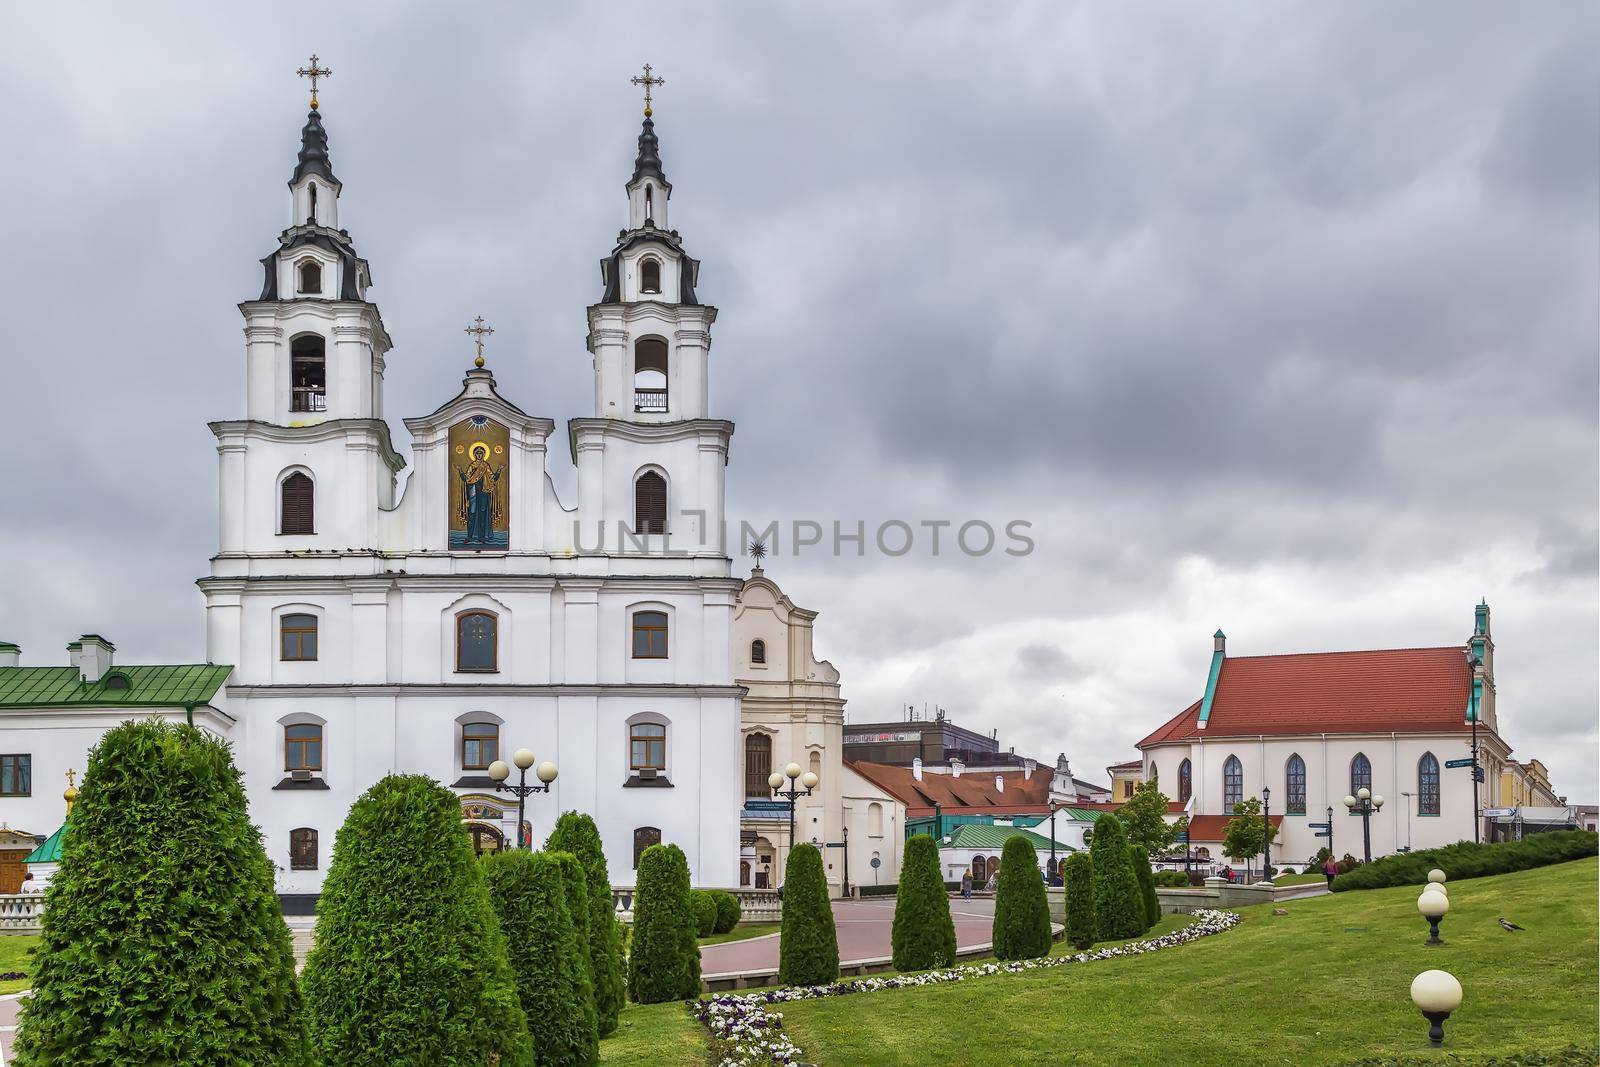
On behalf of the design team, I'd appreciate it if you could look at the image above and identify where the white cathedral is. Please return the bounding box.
[0,86,902,904]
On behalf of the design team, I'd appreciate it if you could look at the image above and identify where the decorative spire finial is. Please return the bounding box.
[64,768,78,815]
[630,63,665,118]
[749,539,767,572]
[297,53,332,111]
[464,315,495,369]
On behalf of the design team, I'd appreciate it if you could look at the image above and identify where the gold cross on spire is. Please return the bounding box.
[464,315,495,368]
[630,63,665,118]
[297,54,332,110]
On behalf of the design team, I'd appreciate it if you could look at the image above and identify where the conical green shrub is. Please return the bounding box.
[13,720,310,1066]
[992,835,1051,960]
[483,849,598,1067]
[1088,814,1146,941]
[301,774,532,1066]
[778,843,839,986]
[547,811,625,1035]
[1063,852,1096,950]
[1129,843,1161,930]
[628,843,700,1003]
[891,834,957,971]
[551,850,601,1050]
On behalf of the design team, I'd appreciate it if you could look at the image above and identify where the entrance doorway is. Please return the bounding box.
[467,823,505,857]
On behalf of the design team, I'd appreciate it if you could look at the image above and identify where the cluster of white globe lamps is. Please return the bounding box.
[486,748,558,788]
[1410,868,1464,1048]
[768,763,820,794]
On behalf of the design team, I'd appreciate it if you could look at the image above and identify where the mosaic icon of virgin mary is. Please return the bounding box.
[448,416,510,549]
[456,443,505,544]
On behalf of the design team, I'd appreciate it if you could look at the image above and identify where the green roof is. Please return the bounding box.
[0,664,232,709]
[24,823,65,865]
[945,824,1072,852]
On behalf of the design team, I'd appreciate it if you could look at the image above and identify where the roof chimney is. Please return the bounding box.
[995,775,1004,793]
[912,757,923,782]
[1214,629,1226,654]
[1024,757,1037,778]
[0,642,18,669]
[68,635,114,684]
[949,757,964,778]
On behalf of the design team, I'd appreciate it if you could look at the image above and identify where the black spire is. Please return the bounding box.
[291,108,338,186]
[630,115,668,186]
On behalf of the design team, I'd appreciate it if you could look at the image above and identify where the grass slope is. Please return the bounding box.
[597,1000,707,1066]
[698,922,780,948]
[0,935,36,994]
[780,859,1598,1065]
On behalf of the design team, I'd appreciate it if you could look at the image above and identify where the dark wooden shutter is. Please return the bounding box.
[744,733,772,798]
[633,826,661,869]
[281,473,314,534]
[635,472,666,534]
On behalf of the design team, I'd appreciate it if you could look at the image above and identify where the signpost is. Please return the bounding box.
[1445,758,1475,769]
[1313,830,1330,838]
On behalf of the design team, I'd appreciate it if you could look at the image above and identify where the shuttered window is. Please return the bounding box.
[289,827,318,870]
[280,473,314,534]
[635,471,667,534]
[744,733,772,798]
[633,826,661,870]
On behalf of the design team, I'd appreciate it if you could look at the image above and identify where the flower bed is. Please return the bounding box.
[691,908,1242,1065]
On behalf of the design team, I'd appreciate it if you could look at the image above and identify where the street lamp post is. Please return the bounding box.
[769,762,819,879]
[1326,804,1335,865]
[1466,650,1482,844]
[1343,787,1384,864]
[1261,786,1272,883]
[1047,801,1062,886]
[1400,791,1414,852]
[487,748,558,850]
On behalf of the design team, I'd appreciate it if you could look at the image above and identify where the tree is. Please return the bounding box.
[992,836,1052,960]
[711,890,742,935]
[13,720,310,1067]
[1063,852,1096,950]
[551,850,601,1056]
[628,843,700,1004]
[482,849,598,1067]
[1120,779,1180,857]
[301,774,532,1066]
[778,843,839,986]
[1088,813,1146,941]
[1222,797,1270,876]
[1128,844,1161,929]
[546,811,625,1036]
[689,890,718,937]
[891,834,956,971]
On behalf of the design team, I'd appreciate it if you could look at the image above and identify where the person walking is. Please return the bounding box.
[960,869,973,900]
[1322,855,1338,889]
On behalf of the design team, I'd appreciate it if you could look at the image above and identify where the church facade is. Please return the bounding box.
[202,97,743,899]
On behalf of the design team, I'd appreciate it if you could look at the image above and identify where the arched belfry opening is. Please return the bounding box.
[634,338,668,413]
[290,336,326,412]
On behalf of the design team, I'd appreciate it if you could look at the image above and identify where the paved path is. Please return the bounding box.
[0,991,24,1064]
[702,896,997,976]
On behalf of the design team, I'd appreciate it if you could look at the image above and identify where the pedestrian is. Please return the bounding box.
[960,869,972,900]
[1322,855,1338,889]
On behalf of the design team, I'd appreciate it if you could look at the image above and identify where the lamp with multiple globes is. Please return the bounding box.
[487,747,558,850]
[1342,787,1384,863]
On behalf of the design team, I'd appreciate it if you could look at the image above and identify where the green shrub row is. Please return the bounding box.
[1089,814,1149,940]
[546,811,626,1036]
[689,890,718,937]
[1129,844,1161,928]
[1063,852,1096,950]
[1331,830,1598,892]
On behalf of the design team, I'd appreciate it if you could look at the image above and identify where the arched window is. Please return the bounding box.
[809,750,822,779]
[280,472,314,535]
[1350,753,1372,797]
[634,471,667,534]
[1178,758,1192,804]
[1222,755,1243,813]
[289,827,318,870]
[290,335,327,412]
[744,733,772,798]
[640,257,661,294]
[634,338,668,412]
[298,259,322,295]
[630,722,667,772]
[633,825,661,870]
[632,610,668,659]
[750,639,766,665]
[644,184,653,220]
[1285,754,1307,814]
[1418,753,1441,815]
[461,721,499,770]
[868,802,884,837]
[307,182,317,221]
[1195,846,1212,859]
[285,723,322,772]
[280,613,318,660]
[971,856,986,881]
[456,611,498,673]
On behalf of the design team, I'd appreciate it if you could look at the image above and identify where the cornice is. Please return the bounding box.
[567,417,734,465]
[207,417,406,472]
[227,683,748,699]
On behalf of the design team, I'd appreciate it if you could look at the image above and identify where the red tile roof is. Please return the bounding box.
[1185,814,1285,843]
[847,760,1054,816]
[1138,647,1472,747]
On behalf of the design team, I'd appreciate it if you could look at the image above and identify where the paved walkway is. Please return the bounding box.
[702,896,997,976]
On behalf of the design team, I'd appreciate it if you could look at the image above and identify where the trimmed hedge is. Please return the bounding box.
[712,890,742,934]
[1332,830,1598,892]
[1129,844,1160,929]
[628,843,700,1003]
[301,774,532,1066]
[992,836,1051,960]
[1063,852,1096,950]
[546,811,626,1036]
[779,844,839,986]
[690,890,718,937]
[1154,870,1191,887]
[1089,814,1146,941]
[482,849,597,1067]
[892,834,956,971]
[14,720,310,1067]
[551,850,601,1052]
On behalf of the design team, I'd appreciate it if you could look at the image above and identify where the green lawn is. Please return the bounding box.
[599,999,707,1066]
[0,935,37,994]
[1269,871,1331,886]
[698,922,780,948]
[778,858,1598,1065]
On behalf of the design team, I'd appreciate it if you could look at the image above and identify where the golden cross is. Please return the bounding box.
[65,768,75,790]
[297,54,332,110]
[464,315,495,368]
[630,63,665,118]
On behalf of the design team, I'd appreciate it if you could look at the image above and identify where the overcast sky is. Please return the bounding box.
[1,4,1595,798]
